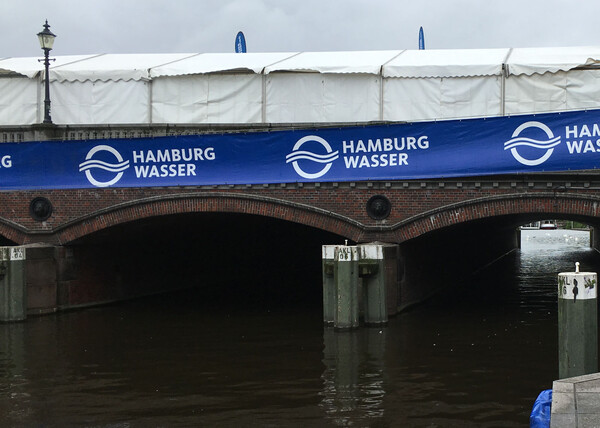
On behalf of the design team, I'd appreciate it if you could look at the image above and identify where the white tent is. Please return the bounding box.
[49,53,194,124]
[504,47,600,114]
[0,47,598,126]
[150,52,294,123]
[0,55,96,125]
[263,51,401,123]
[383,48,510,121]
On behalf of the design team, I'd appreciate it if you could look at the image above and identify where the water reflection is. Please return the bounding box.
[320,327,386,426]
[318,228,596,426]
[1,322,35,424]
[521,228,590,250]
[519,229,594,307]
[0,229,598,426]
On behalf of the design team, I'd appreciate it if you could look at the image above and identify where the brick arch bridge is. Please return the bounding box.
[1,185,599,245]
[391,192,600,241]
[56,192,600,245]
[0,179,599,318]
[2,163,600,317]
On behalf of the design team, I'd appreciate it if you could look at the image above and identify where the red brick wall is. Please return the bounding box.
[0,183,599,245]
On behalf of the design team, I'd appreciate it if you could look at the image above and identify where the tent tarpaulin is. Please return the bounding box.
[0,47,599,126]
[506,46,600,76]
[152,74,263,123]
[50,53,196,82]
[383,48,510,78]
[0,55,97,78]
[266,73,381,123]
[150,52,296,77]
[264,50,402,75]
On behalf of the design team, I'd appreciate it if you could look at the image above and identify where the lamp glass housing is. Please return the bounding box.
[37,24,56,50]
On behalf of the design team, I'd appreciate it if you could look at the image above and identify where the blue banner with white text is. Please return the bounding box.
[235,31,247,53]
[1,109,600,190]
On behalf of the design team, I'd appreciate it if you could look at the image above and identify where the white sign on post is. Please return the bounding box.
[558,272,597,301]
[10,247,25,261]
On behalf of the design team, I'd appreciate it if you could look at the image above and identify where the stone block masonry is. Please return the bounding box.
[551,373,600,427]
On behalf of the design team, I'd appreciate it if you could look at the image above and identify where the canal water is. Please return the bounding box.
[1,229,598,427]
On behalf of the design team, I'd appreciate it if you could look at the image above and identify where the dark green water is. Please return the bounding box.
[0,229,597,427]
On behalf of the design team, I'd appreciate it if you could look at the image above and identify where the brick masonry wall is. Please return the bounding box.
[1,180,600,245]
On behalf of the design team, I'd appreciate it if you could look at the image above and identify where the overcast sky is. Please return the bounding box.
[1,0,599,58]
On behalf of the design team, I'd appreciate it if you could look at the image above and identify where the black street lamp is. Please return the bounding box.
[37,20,56,124]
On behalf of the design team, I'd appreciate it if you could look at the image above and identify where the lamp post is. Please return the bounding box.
[37,20,56,124]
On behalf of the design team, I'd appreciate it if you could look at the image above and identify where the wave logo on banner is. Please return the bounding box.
[79,145,130,187]
[504,121,562,166]
[286,135,339,179]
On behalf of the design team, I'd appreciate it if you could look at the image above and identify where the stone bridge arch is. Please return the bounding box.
[384,192,600,309]
[4,191,600,246]
[391,192,600,242]
[54,192,365,244]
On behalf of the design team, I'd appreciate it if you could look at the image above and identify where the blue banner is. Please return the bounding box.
[419,27,425,50]
[235,31,246,53]
[1,109,600,190]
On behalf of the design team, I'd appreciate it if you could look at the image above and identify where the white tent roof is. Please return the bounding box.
[0,47,599,81]
[264,50,402,75]
[50,53,196,82]
[383,48,511,78]
[150,52,296,77]
[505,46,600,76]
[0,55,97,78]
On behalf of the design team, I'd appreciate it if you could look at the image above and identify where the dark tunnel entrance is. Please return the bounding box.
[68,212,348,311]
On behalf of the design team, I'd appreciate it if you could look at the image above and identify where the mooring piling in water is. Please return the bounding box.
[333,245,360,330]
[558,262,598,379]
[358,244,388,327]
[0,246,27,322]
[323,242,397,330]
[322,245,337,326]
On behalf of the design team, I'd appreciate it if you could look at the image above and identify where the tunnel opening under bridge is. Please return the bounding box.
[397,212,600,311]
[57,212,349,313]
